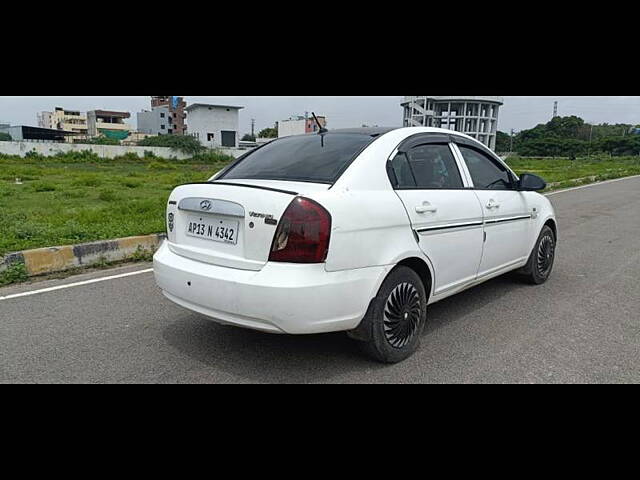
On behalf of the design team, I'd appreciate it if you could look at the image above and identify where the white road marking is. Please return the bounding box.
[546,174,640,196]
[0,268,154,302]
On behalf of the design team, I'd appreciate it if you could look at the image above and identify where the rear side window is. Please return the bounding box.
[220,133,374,184]
[459,146,514,190]
[389,144,463,189]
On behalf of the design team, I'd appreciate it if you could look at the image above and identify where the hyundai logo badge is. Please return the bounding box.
[200,200,212,211]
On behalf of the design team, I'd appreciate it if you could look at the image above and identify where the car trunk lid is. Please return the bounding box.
[166,181,329,271]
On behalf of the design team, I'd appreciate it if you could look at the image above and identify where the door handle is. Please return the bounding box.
[486,200,500,210]
[415,202,437,214]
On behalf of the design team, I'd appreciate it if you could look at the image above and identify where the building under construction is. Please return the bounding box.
[402,96,503,150]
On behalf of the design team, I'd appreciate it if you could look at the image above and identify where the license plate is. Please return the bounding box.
[186,216,239,245]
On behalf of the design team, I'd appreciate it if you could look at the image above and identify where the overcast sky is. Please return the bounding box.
[1,96,639,135]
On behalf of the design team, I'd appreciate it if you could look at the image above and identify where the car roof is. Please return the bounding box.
[317,126,481,143]
[325,127,400,137]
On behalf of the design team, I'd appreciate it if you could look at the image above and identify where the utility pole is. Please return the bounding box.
[588,123,594,157]
[553,101,558,118]
[251,118,255,138]
[510,128,515,152]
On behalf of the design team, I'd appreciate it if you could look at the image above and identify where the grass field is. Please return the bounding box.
[0,151,233,256]
[506,155,640,189]
[1,152,639,257]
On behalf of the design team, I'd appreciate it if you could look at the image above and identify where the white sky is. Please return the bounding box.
[1,96,638,135]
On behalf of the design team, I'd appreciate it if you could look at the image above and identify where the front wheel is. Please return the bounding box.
[353,266,427,364]
[519,225,556,285]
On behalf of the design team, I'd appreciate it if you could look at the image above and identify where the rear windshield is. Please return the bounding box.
[219,133,375,184]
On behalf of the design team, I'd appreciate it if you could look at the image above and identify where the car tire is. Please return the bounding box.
[518,225,556,285]
[353,266,428,364]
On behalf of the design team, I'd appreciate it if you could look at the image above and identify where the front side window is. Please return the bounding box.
[459,145,514,190]
[220,133,374,184]
[406,144,464,189]
[390,143,463,189]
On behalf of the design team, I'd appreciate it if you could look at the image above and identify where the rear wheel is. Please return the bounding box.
[353,266,427,364]
[519,225,556,285]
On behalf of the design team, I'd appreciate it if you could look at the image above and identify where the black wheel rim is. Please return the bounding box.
[383,282,421,349]
[536,234,555,277]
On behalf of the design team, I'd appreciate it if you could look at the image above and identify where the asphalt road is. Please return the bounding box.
[2,176,640,383]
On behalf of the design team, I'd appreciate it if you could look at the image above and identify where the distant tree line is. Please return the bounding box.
[497,116,640,157]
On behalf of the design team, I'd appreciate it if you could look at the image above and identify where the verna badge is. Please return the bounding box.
[200,200,212,211]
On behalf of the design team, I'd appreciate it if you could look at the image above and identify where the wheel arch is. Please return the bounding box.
[543,217,558,240]
[396,256,433,301]
[347,254,434,342]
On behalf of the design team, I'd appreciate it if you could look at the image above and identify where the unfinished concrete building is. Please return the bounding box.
[402,96,503,150]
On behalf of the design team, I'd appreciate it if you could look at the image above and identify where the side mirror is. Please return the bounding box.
[518,173,547,192]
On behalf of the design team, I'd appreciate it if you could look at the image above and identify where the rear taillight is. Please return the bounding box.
[269,197,331,263]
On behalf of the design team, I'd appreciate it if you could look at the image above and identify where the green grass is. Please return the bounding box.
[0,261,28,286]
[0,152,234,256]
[1,152,639,257]
[506,155,640,190]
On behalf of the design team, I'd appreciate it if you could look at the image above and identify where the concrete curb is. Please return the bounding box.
[0,233,166,277]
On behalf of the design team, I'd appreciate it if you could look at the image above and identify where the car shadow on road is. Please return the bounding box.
[161,273,533,383]
[423,273,528,335]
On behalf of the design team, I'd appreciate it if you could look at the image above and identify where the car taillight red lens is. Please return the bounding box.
[269,197,331,263]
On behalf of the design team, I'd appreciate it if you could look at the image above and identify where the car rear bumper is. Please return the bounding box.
[153,241,390,334]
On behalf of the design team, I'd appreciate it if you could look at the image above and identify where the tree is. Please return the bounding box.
[242,134,256,142]
[545,115,585,138]
[495,131,512,152]
[258,122,278,138]
[506,115,640,157]
[258,127,277,138]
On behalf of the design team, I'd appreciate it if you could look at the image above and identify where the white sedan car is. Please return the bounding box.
[154,127,557,363]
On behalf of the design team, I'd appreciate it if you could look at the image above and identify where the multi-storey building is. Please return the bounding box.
[401,96,503,150]
[86,110,132,140]
[138,96,187,136]
[38,107,88,141]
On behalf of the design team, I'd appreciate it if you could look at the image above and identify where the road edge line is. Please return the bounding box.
[0,268,154,302]
[545,174,640,196]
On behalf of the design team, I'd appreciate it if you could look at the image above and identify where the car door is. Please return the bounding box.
[389,136,485,295]
[453,141,532,277]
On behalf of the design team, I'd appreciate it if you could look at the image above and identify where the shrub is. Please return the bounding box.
[73,175,102,187]
[75,135,120,145]
[190,150,236,165]
[113,152,141,162]
[138,135,205,154]
[53,149,101,162]
[147,161,177,170]
[0,261,28,286]
[0,132,11,142]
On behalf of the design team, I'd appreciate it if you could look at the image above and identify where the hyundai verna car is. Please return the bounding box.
[154,127,557,363]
